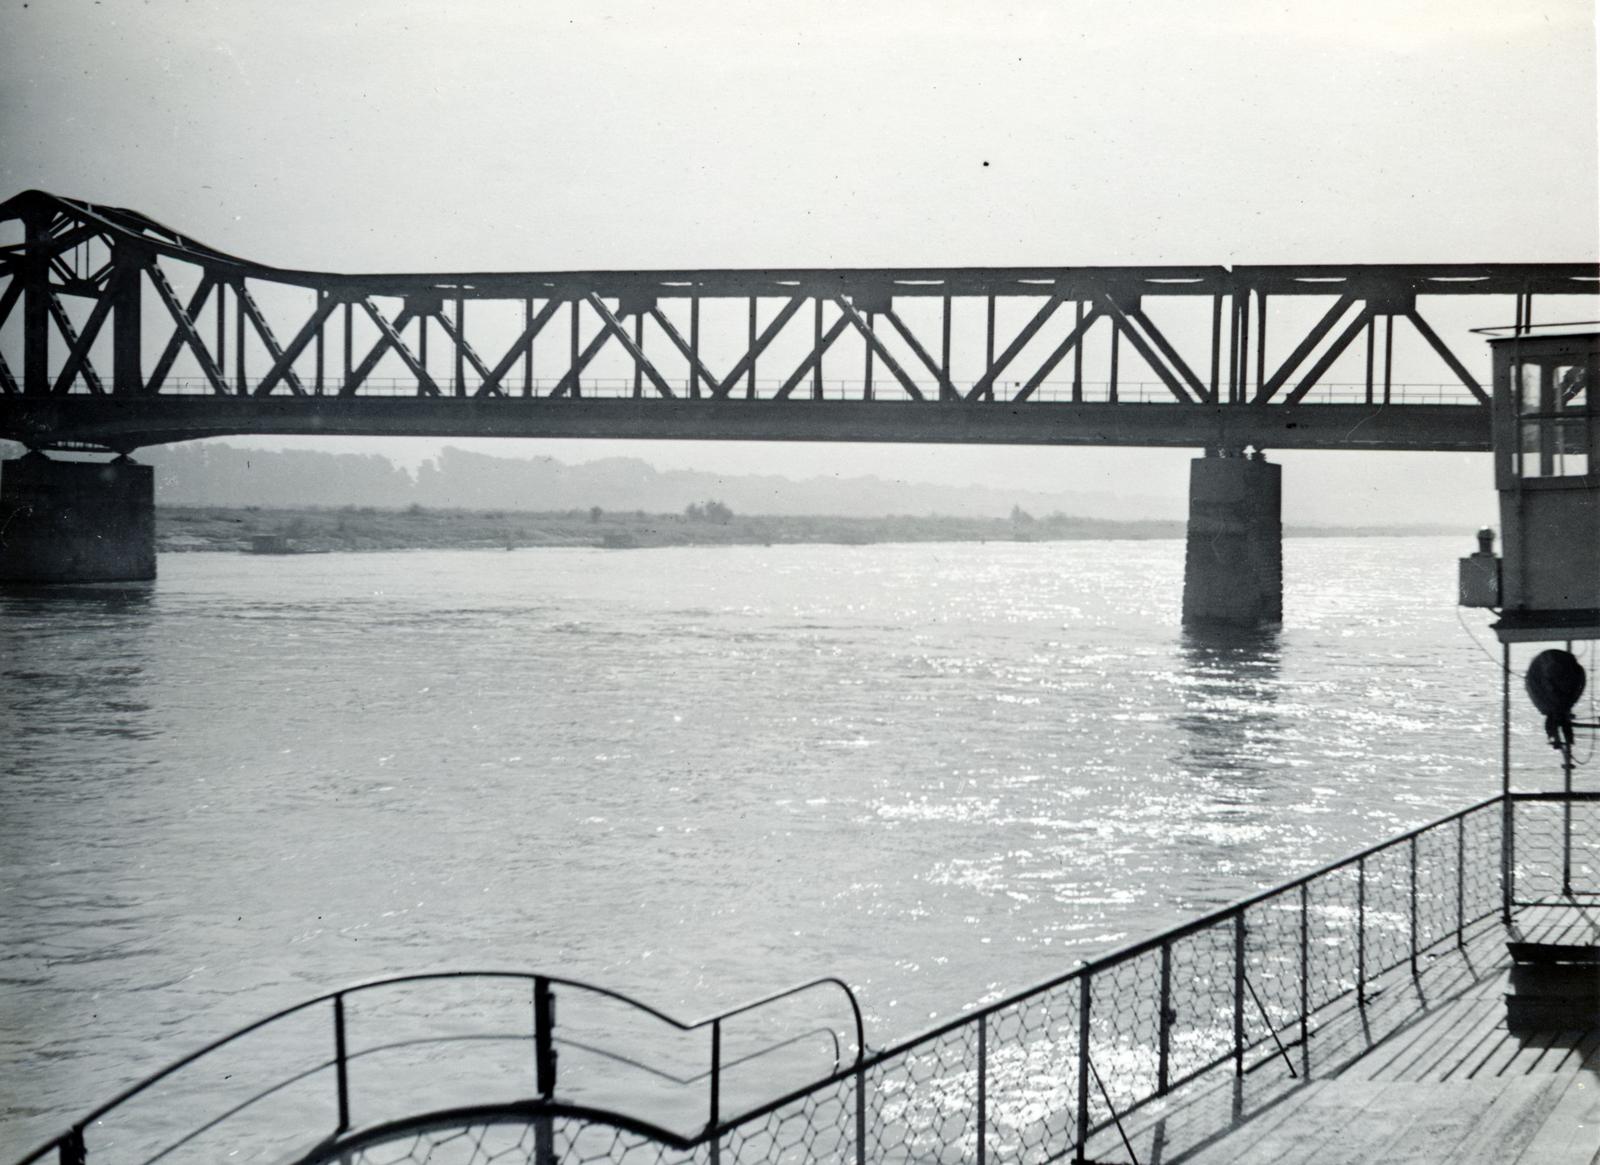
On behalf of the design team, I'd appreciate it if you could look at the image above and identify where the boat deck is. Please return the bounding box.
[1086,902,1600,1164]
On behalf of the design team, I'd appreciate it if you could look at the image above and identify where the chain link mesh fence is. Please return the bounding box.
[25,793,1598,1165]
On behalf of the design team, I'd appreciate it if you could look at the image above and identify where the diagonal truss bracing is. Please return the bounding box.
[0,190,1596,452]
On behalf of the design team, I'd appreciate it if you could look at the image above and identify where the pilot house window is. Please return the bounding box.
[1517,360,1592,478]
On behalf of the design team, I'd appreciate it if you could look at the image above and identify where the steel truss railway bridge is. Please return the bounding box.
[1,188,1596,615]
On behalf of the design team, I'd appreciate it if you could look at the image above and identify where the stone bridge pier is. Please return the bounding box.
[1181,449,1283,626]
[0,453,156,583]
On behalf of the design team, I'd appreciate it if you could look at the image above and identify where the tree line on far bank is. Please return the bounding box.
[107,441,1163,522]
[155,502,1186,553]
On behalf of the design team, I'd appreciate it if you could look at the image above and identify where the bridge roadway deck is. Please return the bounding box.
[0,397,1491,453]
[1081,902,1600,1164]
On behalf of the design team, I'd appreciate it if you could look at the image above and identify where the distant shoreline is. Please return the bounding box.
[157,505,1462,554]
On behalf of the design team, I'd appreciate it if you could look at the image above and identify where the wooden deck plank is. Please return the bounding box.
[1544,1027,1600,1076]
[1432,1074,1576,1164]
[1379,1082,1515,1164]
[1512,1049,1600,1163]
[1496,1027,1587,1078]
[1461,1024,1522,1079]
[1304,936,1503,1083]
[1410,995,1509,1082]
[1341,1081,1490,1165]
[1183,1078,1571,1165]
[1356,995,1494,1083]
[1342,998,1464,1082]
[1188,1079,1398,1165]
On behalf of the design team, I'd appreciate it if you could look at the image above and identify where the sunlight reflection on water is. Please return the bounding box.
[0,536,1518,1151]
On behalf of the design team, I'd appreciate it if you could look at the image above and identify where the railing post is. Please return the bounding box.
[1502,643,1514,926]
[1356,857,1367,1006]
[534,977,557,1099]
[855,1066,867,1165]
[1075,975,1091,1165]
[333,993,350,1133]
[709,1018,722,1165]
[1456,815,1466,944]
[709,1018,722,1132]
[1157,941,1172,1096]
[57,1128,86,1165]
[1298,882,1310,1052]
[1502,797,1515,925]
[1562,742,1575,896]
[1408,835,1419,975]
[1232,913,1246,1076]
[977,1015,988,1165]
[533,977,557,1165]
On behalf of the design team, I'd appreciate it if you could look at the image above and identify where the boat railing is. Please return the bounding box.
[834,789,1593,1165]
[12,971,863,1165]
[14,790,1596,1165]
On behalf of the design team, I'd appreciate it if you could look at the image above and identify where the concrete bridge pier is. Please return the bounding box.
[1181,450,1282,626]
[0,453,156,583]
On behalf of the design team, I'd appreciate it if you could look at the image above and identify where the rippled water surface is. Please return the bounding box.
[0,537,1514,1152]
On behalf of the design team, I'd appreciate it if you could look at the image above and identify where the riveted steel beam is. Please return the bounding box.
[0,396,1494,453]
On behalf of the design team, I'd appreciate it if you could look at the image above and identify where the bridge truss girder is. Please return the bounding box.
[0,189,1595,452]
[0,397,1492,453]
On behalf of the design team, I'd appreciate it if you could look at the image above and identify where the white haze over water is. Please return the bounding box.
[151,438,1499,529]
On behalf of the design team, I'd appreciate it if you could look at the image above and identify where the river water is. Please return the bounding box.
[0,536,1521,1154]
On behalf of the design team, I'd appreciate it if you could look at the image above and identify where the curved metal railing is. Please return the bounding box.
[13,970,864,1165]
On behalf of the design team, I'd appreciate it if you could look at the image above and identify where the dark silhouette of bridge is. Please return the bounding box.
[2,190,1595,454]
[1,189,1595,613]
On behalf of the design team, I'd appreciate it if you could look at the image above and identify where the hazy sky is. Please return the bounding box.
[3,0,1596,524]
